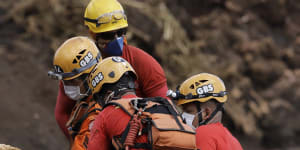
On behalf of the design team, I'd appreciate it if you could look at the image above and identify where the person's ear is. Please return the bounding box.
[203,107,212,120]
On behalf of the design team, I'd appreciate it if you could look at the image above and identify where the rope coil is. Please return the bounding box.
[124,109,143,150]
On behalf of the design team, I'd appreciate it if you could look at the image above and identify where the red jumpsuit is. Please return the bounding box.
[88,94,147,150]
[55,44,168,137]
[196,122,243,150]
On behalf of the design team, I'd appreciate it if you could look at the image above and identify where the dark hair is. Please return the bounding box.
[93,71,136,105]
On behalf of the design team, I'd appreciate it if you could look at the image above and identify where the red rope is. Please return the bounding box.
[124,110,143,150]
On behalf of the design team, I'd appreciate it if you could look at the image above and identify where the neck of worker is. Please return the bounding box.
[206,111,222,124]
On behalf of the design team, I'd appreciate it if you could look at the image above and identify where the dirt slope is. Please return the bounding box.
[0,0,300,149]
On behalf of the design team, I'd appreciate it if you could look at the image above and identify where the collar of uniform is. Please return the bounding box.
[121,94,137,99]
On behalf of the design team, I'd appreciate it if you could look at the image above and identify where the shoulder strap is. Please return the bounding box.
[111,97,184,150]
[144,97,185,130]
[109,98,153,150]
[71,107,102,132]
[66,101,89,127]
[108,97,185,130]
[70,101,102,138]
[103,98,139,116]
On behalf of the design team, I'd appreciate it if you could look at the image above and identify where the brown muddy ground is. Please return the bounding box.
[0,0,300,150]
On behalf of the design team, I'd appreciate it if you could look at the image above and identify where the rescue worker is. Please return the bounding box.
[168,73,243,150]
[87,57,196,150]
[87,56,145,150]
[55,0,168,137]
[48,36,102,149]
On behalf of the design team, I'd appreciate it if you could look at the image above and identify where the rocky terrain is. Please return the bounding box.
[0,0,299,149]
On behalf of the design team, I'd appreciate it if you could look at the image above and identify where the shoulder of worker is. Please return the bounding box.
[100,104,124,116]
[95,102,132,136]
[196,122,224,137]
[124,44,165,76]
[123,45,160,63]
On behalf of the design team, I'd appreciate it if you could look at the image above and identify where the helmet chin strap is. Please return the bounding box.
[196,102,224,126]
[195,103,203,126]
[104,91,115,105]
[101,88,133,106]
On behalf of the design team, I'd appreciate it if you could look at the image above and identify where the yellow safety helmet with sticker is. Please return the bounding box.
[48,36,102,80]
[88,56,136,95]
[84,0,128,33]
[168,73,228,106]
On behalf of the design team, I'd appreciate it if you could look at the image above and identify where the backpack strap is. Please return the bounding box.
[112,117,153,150]
[66,101,89,128]
[107,98,154,150]
[108,97,196,150]
[132,143,152,149]
[103,98,136,116]
[69,101,102,138]
[71,107,102,136]
[143,97,185,131]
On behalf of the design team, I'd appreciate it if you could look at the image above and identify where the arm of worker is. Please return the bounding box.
[88,112,110,150]
[145,84,169,98]
[55,81,76,139]
[88,105,133,150]
[130,46,168,98]
[88,105,121,150]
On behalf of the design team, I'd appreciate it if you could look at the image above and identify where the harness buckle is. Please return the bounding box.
[130,99,148,114]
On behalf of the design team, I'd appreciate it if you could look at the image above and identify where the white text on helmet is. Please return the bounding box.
[196,84,214,95]
[112,57,125,63]
[54,65,63,73]
[80,52,93,67]
[92,72,104,88]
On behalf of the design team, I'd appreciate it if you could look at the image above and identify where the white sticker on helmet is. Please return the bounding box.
[196,84,214,95]
[112,56,125,63]
[92,72,104,88]
[80,52,93,67]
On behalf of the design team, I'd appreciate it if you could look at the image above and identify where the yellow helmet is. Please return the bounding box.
[84,0,128,33]
[88,56,136,95]
[170,73,227,106]
[48,36,102,80]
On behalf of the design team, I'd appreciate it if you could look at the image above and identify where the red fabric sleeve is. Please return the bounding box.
[145,83,168,98]
[122,45,168,98]
[88,106,130,150]
[88,108,109,150]
[55,81,76,138]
